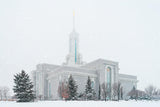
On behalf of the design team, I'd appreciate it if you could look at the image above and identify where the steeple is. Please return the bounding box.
[64,11,83,66]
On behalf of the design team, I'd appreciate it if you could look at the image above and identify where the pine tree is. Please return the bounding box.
[67,75,78,100]
[13,70,35,102]
[85,76,96,100]
[98,84,101,100]
[117,82,121,101]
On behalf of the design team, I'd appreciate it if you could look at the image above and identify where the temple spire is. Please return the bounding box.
[64,11,83,66]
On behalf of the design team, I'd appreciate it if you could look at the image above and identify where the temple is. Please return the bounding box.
[31,12,138,100]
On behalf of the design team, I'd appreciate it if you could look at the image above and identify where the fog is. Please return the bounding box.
[0,0,160,95]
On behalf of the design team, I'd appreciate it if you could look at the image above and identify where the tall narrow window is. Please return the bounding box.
[75,39,77,63]
[49,82,51,98]
[106,67,111,100]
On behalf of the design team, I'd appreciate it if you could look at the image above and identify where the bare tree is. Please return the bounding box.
[112,83,118,100]
[145,85,157,99]
[3,87,9,100]
[156,89,160,95]
[0,87,2,100]
[38,95,43,100]
[112,82,123,101]
[101,82,111,101]
[101,83,107,101]
[58,81,69,100]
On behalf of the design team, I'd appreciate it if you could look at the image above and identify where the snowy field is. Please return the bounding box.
[1,101,160,107]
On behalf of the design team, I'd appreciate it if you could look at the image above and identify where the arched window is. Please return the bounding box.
[106,66,112,100]
[106,67,111,85]
[91,81,94,88]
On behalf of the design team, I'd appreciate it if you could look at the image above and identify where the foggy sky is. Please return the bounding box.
[0,0,160,95]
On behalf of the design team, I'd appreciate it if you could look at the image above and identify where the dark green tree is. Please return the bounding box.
[85,76,96,100]
[120,87,123,100]
[67,75,78,100]
[13,70,35,102]
[98,84,101,100]
[117,82,121,101]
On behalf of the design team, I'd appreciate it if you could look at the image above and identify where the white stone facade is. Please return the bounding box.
[31,59,138,100]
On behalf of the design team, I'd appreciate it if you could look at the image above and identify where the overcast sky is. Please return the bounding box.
[0,0,160,95]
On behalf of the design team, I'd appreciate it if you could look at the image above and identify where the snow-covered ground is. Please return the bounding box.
[0,101,160,107]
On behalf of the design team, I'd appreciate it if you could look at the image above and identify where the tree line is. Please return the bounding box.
[128,85,160,100]
[12,70,160,102]
[58,75,96,100]
[13,70,97,102]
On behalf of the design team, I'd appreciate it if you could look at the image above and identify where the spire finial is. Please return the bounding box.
[73,10,75,17]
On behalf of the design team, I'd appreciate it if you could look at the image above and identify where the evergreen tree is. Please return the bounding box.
[67,75,78,100]
[85,76,96,100]
[13,70,35,102]
[117,82,121,101]
[98,84,101,100]
[120,87,123,100]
